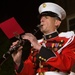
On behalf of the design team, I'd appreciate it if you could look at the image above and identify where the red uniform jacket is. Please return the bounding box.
[15,31,75,75]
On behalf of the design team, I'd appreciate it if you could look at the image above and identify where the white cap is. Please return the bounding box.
[38,2,66,20]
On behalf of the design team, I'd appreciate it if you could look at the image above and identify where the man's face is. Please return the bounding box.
[40,16,58,34]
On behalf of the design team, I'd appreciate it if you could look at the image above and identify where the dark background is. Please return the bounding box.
[0,0,56,75]
[0,0,55,34]
[1,0,75,75]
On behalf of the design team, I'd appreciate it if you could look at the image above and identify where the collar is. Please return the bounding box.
[43,32,58,40]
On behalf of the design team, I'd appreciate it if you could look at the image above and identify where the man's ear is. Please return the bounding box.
[55,20,61,28]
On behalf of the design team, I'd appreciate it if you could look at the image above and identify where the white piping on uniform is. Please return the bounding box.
[58,31,75,54]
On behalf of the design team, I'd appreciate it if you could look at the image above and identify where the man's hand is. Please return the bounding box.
[22,33,42,50]
[11,41,23,67]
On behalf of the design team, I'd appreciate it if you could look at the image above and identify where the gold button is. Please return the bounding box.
[43,58,46,61]
[41,57,44,61]
[39,56,42,59]
[59,44,62,47]
[61,40,64,43]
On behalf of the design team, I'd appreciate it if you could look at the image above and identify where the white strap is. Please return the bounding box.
[58,35,74,54]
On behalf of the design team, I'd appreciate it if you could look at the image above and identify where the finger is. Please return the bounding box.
[12,48,22,57]
[11,40,19,47]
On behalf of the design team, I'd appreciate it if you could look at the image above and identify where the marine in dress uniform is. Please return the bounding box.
[13,2,75,75]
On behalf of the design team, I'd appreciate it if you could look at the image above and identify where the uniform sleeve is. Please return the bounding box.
[46,45,75,72]
[15,57,36,75]
[36,46,56,61]
[37,40,75,72]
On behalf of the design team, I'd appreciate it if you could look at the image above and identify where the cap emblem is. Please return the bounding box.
[42,3,46,8]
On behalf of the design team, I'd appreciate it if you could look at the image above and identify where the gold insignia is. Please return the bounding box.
[42,3,46,8]
[60,40,64,43]
[52,43,55,48]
